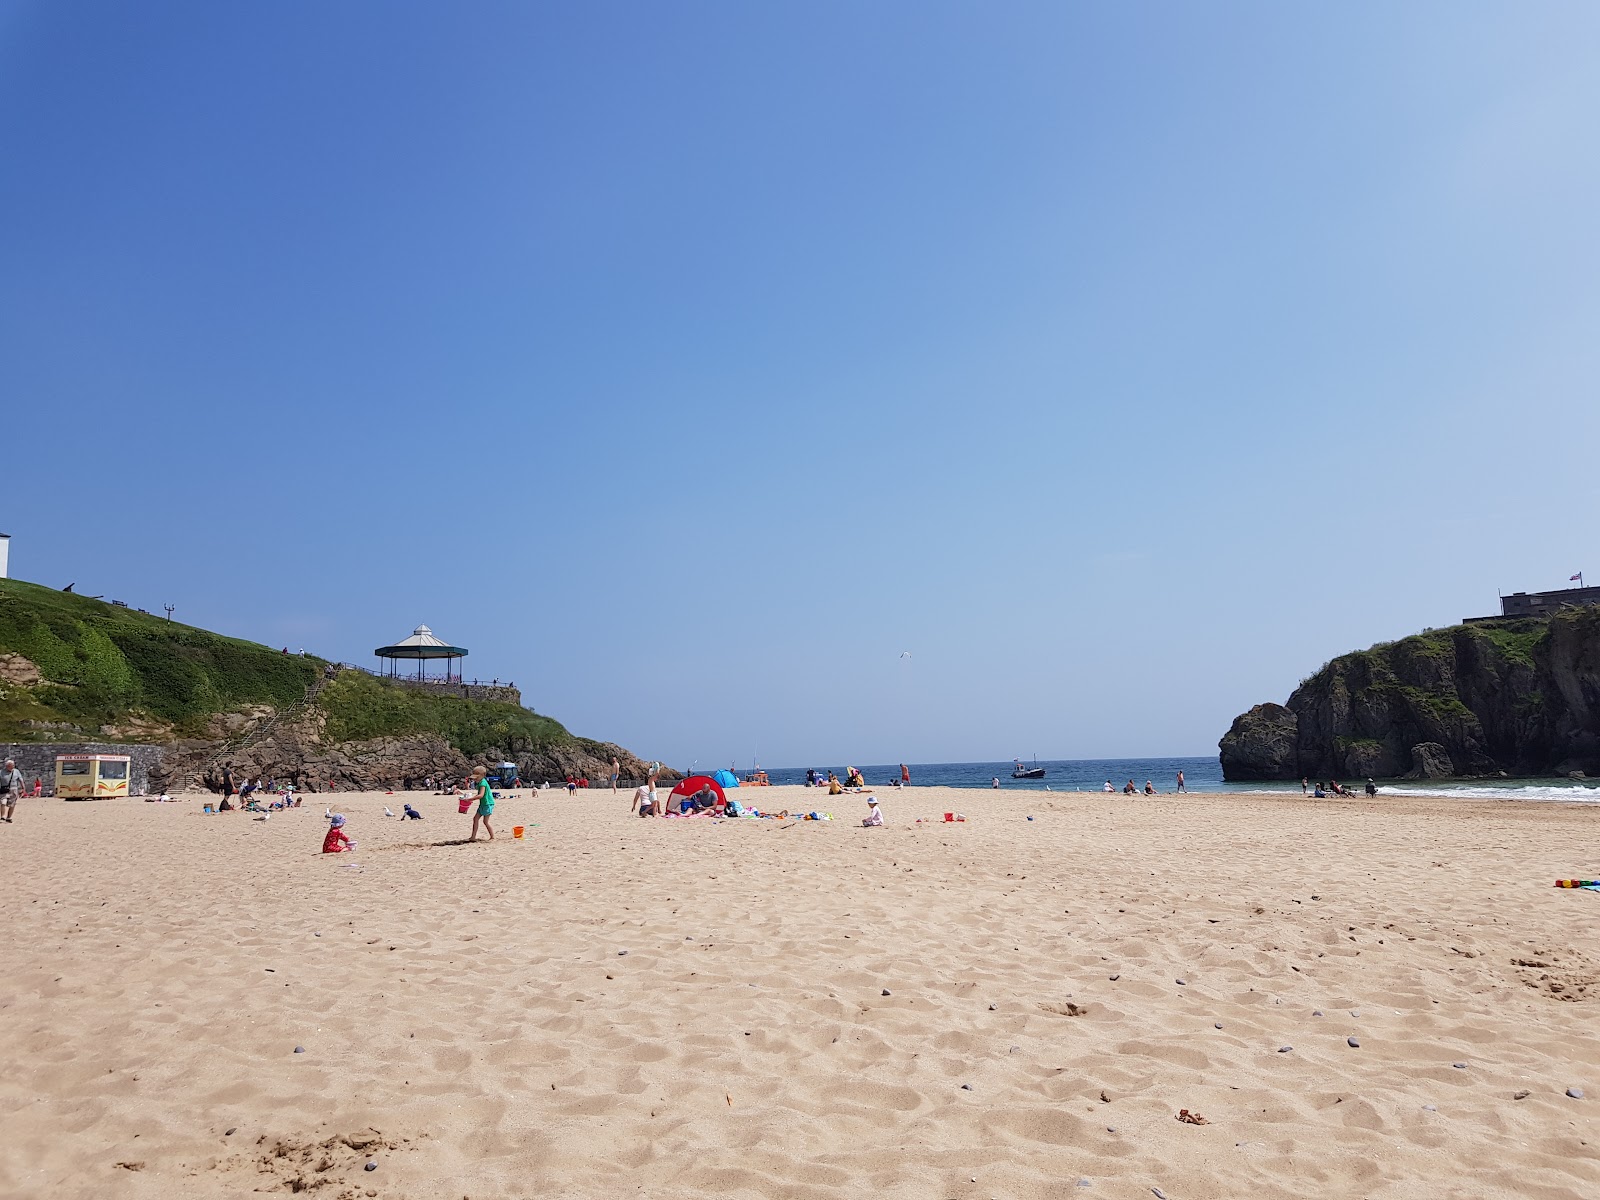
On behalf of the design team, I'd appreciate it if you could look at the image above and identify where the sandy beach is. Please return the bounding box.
[2,784,1597,1199]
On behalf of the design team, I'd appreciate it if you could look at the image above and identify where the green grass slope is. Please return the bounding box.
[317,672,579,760]
[0,578,320,741]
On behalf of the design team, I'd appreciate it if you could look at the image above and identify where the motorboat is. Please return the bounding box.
[1011,758,1045,780]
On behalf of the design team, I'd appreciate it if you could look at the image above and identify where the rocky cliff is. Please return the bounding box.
[1219,608,1600,781]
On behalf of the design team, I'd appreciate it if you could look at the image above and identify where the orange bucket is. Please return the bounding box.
[513,825,524,839]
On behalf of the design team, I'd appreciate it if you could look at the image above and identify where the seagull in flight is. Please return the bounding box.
[899,651,912,660]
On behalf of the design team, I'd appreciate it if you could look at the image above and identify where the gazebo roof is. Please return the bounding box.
[374,624,469,660]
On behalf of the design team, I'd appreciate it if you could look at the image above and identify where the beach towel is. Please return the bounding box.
[1554,880,1600,890]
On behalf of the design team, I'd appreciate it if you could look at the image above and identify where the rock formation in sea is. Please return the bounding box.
[1219,606,1600,781]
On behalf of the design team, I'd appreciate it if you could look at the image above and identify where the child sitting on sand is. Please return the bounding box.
[861,797,884,827]
[322,814,355,853]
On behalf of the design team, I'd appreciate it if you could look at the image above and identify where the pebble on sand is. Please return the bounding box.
[1109,974,1120,981]
[1278,1046,1293,1053]
[1175,978,1187,986]
[364,1161,378,1172]
[882,989,892,996]
[1076,1178,1092,1188]
[293,1046,305,1054]
[1568,1087,1584,1099]
[1347,1037,1360,1048]
[1453,1062,1467,1069]
[1513,1090,1531,1100]
[960,1084,973,1091]
[1214,1023,1223,1029]
[1312,1010,1324,1017]
[1423,1105,1438,1112]
[617,950,629,956]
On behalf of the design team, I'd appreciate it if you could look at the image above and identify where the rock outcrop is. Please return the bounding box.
[1219,607,1600,781]
[154,726,674,793]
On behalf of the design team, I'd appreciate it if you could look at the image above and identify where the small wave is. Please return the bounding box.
[1381,783,1600,803]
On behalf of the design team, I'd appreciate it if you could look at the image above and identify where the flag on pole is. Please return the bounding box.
[1572,573,1583,582]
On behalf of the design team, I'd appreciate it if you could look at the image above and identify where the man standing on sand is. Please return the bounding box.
[1176,770,1186,794]
[611,757,621,792]
[3,759,24,823]
[900,763,910,785]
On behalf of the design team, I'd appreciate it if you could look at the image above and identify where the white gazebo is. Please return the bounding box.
[373,624,468,683]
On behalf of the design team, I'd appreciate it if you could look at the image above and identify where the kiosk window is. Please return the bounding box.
[60,762,90,776]
[99,761,129,780]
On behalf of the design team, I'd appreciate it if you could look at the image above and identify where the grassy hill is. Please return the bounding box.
[0,578,321,741]
[0,579,591,762]
[317,671,577,760]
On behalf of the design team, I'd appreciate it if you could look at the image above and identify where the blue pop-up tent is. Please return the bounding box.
[711,769,739,789]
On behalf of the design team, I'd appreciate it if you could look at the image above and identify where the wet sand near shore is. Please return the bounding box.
[2,785,1596,1199]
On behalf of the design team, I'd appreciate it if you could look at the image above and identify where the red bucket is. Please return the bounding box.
[944,812,954,822]
[458,797,471,814]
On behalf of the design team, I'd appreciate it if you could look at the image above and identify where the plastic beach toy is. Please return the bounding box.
[513,825,524,839]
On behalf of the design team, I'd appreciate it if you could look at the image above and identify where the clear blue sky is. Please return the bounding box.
[4,2,1598,769]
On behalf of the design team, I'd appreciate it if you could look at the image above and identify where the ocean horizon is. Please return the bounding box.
[697,755,1600,804]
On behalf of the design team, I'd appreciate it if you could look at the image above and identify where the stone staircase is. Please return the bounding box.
[204,666,340,775]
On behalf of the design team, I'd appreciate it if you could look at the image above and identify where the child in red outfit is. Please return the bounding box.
[322,813,354,853]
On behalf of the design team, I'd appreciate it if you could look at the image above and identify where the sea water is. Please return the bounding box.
[744,757,1600,804]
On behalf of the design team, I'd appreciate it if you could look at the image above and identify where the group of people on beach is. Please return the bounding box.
[1304,777,1378,798]
[1101,770,1187,795]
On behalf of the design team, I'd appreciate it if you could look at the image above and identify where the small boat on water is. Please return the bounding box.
[742,768,771,786]
[1011,758,1045,780]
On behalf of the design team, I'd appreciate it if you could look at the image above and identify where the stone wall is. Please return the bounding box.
[0,742,166,796]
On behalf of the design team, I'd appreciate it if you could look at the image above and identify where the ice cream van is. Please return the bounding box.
[54,754,132,800]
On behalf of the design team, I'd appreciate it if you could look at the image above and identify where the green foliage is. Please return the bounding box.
[318,673,573,760]
[0,578,318,740]
[1466,620,1547,669]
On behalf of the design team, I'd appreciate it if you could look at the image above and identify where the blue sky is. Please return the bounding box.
[3,2,1598,768]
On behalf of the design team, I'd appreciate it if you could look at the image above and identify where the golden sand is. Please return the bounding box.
[2,785,1597,1198]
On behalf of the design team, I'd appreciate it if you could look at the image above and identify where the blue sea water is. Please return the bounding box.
[723,756,1600,804]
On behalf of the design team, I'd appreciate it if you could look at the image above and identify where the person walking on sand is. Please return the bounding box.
[900,763,910,785]
[2,758,24,823]
[1176,770,1186,794]
[610,757,621,792]
[468,766,496,841]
